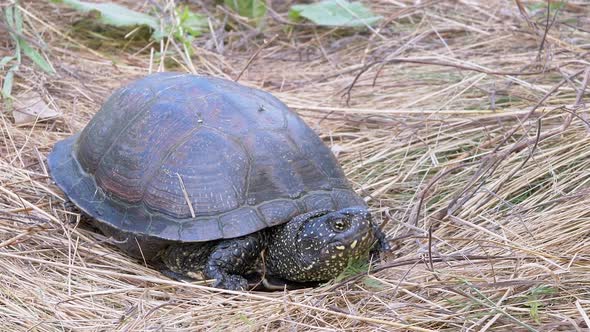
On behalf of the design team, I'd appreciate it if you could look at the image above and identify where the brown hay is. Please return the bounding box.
[1,0,590,330]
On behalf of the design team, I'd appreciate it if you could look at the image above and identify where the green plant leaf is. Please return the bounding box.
[4,6,22,62]
[289,0,381,27]
[59,0,159,31]
[5,6,53,74]
[526,1,565,13]
[179,7,207,37]
[224,0,267,23]
[2,67,16,100]
[19,39,55,74]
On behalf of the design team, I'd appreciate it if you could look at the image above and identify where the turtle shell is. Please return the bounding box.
[48,72,365,244]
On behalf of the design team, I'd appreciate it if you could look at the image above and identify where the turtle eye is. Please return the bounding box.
[331,219,348,232]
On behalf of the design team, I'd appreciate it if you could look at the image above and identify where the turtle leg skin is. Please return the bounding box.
[157,266,198,283]
[203,233,265,290]
[160,243,212,281]
[161,233,264,290]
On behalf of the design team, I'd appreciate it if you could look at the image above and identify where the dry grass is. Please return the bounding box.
[1,0,590,330]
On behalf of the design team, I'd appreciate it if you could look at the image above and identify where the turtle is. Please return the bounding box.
[47,72,388,290]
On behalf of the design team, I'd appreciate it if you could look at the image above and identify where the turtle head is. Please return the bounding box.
[266,207,377,283]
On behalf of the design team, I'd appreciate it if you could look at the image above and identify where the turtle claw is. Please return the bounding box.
[213,275,249,291]
[370,223,390,260]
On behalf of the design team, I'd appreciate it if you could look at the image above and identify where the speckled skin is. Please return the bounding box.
[162,207,386,290]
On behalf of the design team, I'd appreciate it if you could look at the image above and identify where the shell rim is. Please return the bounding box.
[47,134,359,242]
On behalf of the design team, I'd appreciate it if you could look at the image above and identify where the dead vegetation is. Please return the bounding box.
[1,0,590,330]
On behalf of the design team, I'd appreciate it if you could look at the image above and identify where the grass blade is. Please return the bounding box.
[0,56,15,68]
[1,67,16,100]
[19,39,55,74]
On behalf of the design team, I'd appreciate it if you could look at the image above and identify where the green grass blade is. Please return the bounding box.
[19,39,55,74]
[4,6,15,28]
[2,67,16,100]
[0,56,15,68]
[14,4,23,32]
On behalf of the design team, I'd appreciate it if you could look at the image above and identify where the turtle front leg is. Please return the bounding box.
[370,222,390,258]
[161,233,264,290]
[204,233,265,290]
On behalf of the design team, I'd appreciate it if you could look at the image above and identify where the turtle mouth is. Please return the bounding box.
[327,229,373,254]
[328,240,347,251]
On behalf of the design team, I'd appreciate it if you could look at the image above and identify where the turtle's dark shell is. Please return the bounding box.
[48,72,365,249]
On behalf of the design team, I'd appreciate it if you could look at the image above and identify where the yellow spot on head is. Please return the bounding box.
[335,245,345,250]
[351,240,358,249]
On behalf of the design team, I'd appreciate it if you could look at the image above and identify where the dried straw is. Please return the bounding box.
[1,0,589,330]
